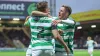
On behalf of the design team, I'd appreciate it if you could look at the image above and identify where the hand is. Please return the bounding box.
[52,20,62,25]
[58,29,64,34]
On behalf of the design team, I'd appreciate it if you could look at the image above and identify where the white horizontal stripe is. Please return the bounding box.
[44,30,51,33]
[32,46,53,50]
[31,35,37,38]
[63,36,69,39]
[30,23,52,27]
[64,29,74,32]
[57,24,63,26]
[67,29,74,32]
[31,40,48,44]
[31,29,51,34]
[31,29,39,32]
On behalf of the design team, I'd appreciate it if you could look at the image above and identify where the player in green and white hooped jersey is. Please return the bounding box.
[25,1,70,56]
[25,1,54,56]
[86,36,97,56]
[53,5,76,56]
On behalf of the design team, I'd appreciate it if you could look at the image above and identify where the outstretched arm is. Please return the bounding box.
[94,41,98,47]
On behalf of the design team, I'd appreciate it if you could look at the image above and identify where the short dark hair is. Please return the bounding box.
[62,5,72,16]
[37,1,48,12]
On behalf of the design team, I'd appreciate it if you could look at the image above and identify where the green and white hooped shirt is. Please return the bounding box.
[24,16,57,50]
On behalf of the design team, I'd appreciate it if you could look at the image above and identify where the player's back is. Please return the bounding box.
[26,16,55,50]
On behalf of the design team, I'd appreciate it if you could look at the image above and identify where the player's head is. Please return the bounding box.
[87,36,92,40]
[58,5,72,19]
[37,1,49,13]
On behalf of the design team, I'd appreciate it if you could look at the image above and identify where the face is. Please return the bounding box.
[58,7,69,19]
[87,37,91,40]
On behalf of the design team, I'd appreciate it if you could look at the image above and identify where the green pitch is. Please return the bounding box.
[74,50,100,56]
[0,50,100,56]
[0,51,25,56]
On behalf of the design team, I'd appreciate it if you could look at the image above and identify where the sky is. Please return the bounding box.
[1,0,100,15]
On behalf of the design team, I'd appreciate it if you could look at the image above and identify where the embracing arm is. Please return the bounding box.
[52,19,75,26]
[61,19,75,25]
[31,11,48,16]
[31,11,52,18]
[52,17,75,26]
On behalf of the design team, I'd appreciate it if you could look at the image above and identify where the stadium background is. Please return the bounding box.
[0,0,100,56]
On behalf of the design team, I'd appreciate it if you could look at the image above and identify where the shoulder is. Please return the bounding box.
[91,40,94,42]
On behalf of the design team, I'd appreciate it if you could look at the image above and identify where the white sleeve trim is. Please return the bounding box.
[61,19,75,25]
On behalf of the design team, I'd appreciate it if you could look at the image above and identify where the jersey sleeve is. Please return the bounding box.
[61,17,76,26]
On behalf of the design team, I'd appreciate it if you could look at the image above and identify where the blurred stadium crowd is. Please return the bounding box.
[0,27,30,48]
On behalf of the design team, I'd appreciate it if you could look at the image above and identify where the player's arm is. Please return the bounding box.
[51,25,70,55]
[52,17,75,25]
[31,11,52,18]
[94,41,98,46]
[85,43,88,46]
[61,19,75,25]
[32,11,48,16]
[24,16,30,26]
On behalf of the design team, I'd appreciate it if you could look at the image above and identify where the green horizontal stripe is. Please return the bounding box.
[31,32,52,36]
[64,39,73,42]
[31,37,38,40]
[65,32,74,35]
[55,44,64,48]
[31,32,38,36]
[63,39,68,42]
[41,33,52,36]
[31,26,51,30]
